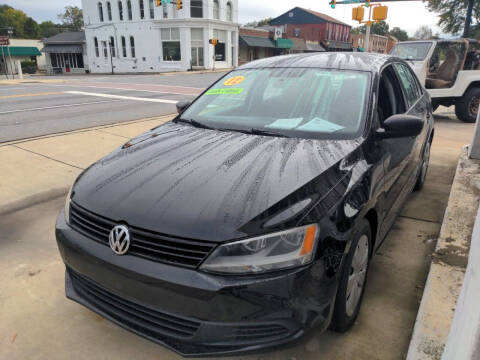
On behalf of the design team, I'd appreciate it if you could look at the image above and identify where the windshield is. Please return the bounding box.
[390,42,433,61]
[180,68,370,139]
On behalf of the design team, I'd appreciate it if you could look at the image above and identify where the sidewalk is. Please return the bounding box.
[407,147,480,359]
[0,115,174,215]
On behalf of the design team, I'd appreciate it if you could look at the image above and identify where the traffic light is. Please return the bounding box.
[177,0,182,9]
[352,6,364,22]
[329,0,336,9]
[209,38,218,46]
[372,5,388,21]
[156,0,161,6]
[365,0,370,7]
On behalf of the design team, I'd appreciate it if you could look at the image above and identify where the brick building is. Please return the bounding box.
[269,7,352,51]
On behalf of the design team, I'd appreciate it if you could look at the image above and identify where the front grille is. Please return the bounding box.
[69,269,201,338]
[69,201,216,268]
[232,324,289,341]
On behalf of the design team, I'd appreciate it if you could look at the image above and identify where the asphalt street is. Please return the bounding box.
[0,72,227,143]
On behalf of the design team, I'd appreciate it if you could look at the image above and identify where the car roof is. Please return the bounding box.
[237,52,396,73]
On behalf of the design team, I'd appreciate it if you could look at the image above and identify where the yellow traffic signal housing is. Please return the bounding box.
[156,0,161,6]
[373,5,388,21]
[352,6,364,22]
[209,38,218,46]
[177,0,182,9]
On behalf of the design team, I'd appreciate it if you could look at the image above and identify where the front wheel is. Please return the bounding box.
[330,219,371,332]
[455,87,480,123]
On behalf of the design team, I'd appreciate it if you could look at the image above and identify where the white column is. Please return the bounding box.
[469,110,480,159]
[16,60,23,79]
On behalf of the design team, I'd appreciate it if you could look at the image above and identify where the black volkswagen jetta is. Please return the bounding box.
[56,53,434,357]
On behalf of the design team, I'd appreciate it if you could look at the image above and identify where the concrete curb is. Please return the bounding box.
[0,114,174,214]
[442,205,480,359]
[0,114,176,147]
[407,146,480,360]
[0,187,69,216]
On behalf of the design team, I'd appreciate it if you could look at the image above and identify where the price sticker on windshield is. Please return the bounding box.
[223,76,245,86]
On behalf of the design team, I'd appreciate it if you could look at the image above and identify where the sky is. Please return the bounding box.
[5,0,442,36]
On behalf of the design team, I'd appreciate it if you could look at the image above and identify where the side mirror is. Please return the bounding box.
[377,114,424,139]
[176,100,192,114]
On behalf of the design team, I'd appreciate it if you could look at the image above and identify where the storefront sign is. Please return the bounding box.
[0,36,9,46]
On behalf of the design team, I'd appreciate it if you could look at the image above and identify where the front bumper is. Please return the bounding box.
[56,211,338,357]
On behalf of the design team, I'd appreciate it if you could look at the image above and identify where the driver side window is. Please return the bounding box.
[377,65,406,125]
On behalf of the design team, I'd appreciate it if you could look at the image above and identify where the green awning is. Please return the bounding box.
[240,35,275,48]
[0,46,42,57]
[276,38,294,49]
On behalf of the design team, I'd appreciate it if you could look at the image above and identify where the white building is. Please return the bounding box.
[81,0,239,73]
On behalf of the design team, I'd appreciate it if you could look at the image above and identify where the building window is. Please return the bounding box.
[107,2,112,20]
[149,0,155,18]
[121,36,127,57]
[130,36,136,57]
[213,0,219,19]
[127,0,133,19]
[191,0,203,18]
[102,41,108,58]
[139,0,145,19]
[94,37,99,57]
[213,29,226,61]
[226,2,232,21]
[118,1,124,20]
[191,28,204,66]
[109,36,116,57]
[162,2,168,18]
[161,28,181,61]
[98,2,104,22]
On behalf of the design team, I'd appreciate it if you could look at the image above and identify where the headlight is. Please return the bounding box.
[200,224,319,274]
[64,185,73,224]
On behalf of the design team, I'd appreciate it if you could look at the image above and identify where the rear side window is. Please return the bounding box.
[394,63,422,108]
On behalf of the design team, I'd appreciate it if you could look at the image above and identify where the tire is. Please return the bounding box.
[455,87,480,123]
[414,140,431,192]
[330,218,371,332]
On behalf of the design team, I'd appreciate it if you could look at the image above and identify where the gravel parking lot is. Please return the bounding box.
[0,110,473,360]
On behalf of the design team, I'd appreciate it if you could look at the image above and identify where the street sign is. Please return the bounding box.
[0,36,9,46]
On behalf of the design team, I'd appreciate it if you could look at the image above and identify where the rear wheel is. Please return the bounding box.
[455,87,480,123]
[414,140,431,192]
[331,219,371,332]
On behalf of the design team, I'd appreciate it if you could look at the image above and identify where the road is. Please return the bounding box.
[0,110,474,360]
[0,72,227,143]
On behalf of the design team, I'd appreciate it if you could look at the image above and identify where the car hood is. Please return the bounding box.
[72,122,362,241]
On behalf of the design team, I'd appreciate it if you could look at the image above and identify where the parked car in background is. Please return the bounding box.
[391,38,480,122]
[56,53,434,357]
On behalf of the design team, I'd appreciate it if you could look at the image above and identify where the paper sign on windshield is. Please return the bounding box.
[206,88,244,95]
[223,76,245,86]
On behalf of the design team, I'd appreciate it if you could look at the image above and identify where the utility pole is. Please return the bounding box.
[6,28,14,79]
[463,0,474,38]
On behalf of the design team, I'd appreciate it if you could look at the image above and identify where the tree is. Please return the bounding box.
[244,17,272,27]
[58,6,83,31]
[426,0,480,36]
[351,20,390,36]
[389,27,409,41]
[414,25,433,39]
[39,21,63,38]
[0,6,29,38]
[24,17,40,38]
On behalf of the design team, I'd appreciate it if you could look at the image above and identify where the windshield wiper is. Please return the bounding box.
[221,127,291,138]
[249,128,291,138]
[175,118,214,130]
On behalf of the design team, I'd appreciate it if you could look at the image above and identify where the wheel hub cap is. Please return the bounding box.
[346,235,369,317]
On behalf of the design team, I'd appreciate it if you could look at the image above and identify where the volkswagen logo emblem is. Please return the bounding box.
[109,225,130,255]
